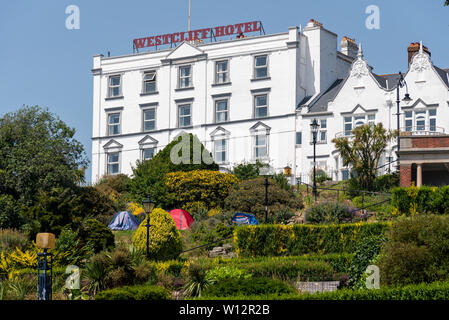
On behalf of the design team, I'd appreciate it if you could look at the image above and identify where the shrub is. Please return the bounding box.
[129,133,218,206]
[183,263,214,297]
[95,285,171,300]
[0,195,24,229]
[79,219,115,253]
[234,222,390,257]
[134,261,158,285]
[206,266,251,283]
[55,227,93,266]
[84,252,111,295]
[0,229,29,253]
[224,177,303,221]
[305,201,359,224]
[132,208,183,260]
[231,160,266,181]
[391,185,449,216]
[347,235,386,288]
[291,281,449,300]
[378,215,449,285]
[164,170,239,211]
[202,277,296,298]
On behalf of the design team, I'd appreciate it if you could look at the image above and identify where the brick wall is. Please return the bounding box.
[411,137,449,149]
[400,164,412,187]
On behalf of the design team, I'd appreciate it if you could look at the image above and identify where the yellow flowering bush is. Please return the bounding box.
[127,202,145,216]
[164,170,239,212]
[132,208,183,260]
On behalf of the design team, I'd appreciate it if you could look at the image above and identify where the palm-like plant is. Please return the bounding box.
[83,253,111,296]
[182,263,214,297]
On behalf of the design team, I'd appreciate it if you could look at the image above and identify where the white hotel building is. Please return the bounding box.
[91,19,449,184]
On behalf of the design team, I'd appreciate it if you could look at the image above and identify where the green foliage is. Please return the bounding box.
[347,235,386,288]
[0,106,88,206]
[84,252,111,295]
[378,215,449,286]
[234,222,390,256]
[95,284,171,300]
[202,277,296,298]
[231,160,266,180]
[79,219,115,253]
[351,194,393,217]
[164,170,239,212]
[129,133,218,206]
[0,229,29,253]
[132,208,183,260]
[290,281,449,300]
[312,169,331,185]
[332,123,395,191]
[391,185,449,215]
[55,227,93,266]
[224,177,302,221]
[206,266,252,283]
[183,263,214,297]
[305,201,359,224]
[23,186,117,238]
[0,195,24,229]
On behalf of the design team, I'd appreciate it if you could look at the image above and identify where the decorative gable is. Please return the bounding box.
[103,139,123,150]
[410,42,432,73]
[210,126,230,140]
[138,135,159,147]
[250,121,271,134]
[163,42,205,62]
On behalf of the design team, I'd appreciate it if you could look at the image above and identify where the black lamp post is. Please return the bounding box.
[259,166,272,223]
[142,195,155,259]
[396,71,412,154]
[310,118,320,202]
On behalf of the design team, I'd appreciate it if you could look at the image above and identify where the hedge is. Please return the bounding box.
[234,222,390,256]
[95,285,171,300]
[391,185,449,215]
[193,281,449,300]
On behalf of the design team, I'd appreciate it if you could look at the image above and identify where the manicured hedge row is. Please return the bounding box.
[193,282,449,300]
[392,185,449,215]
[95,285,171,300]
[202,277,296,298]
[234,222,390,257]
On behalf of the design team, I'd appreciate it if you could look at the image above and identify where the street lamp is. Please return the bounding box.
[310,118,320,202]
[396,71,412,153]
[142,195,155,259]
[259,165,273,223]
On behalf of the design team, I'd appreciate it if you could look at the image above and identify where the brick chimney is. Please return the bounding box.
[408,42,431,65]
[341,36,359,59]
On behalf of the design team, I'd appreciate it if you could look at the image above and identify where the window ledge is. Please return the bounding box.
[105,96,124,101]
[175,87,194,92]
[178,125,193,129]
[309,141,328,145]
[251,77,271,82]
[212,82,232,87]
[296,144,302,148]
[140,91,159,96]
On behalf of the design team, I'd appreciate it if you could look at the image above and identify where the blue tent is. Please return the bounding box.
[231,213,259,226]
[108,211,141,231]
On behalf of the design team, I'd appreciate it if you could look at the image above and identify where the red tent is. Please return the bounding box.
[169,209,194,230]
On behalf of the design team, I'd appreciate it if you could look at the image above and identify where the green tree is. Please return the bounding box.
[0,106,88,205]
[129,133,218,206]
[231,160,266,180]
[332,123,395,191]
[445,0,449,6]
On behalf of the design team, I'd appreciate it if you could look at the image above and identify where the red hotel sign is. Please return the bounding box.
[133,21,261,49]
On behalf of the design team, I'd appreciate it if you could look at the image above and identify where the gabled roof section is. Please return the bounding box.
[210,126,230,137]
[434,66,449,88]
[138,135,159,145]
[250,121,271,132]
[103,139,123,149]
[340,104,377,115]
[306,79,345,113]
[164,41,204,60]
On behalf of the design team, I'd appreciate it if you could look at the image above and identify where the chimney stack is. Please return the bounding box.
[408,42,431,65]
[341,36,359,59]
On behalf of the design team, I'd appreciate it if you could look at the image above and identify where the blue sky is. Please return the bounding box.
[1,0,448,182]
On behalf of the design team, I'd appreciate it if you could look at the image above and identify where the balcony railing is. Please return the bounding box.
[400,126,446,136]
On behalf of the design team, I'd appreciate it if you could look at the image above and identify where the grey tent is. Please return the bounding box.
[108,211,141,231]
